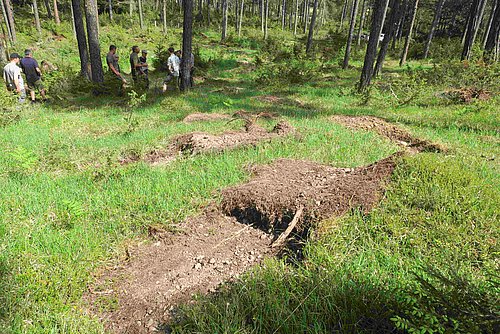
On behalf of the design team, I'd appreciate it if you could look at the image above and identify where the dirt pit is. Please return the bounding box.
[172,120,295,155]
[440,87,491,103]
[182,113,231,123]
[91,154,401,333]
[90,208,275,334]
[330,115,444,153]
[221,154,399,235]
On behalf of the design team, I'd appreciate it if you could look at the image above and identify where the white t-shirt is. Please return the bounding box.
[167,54,181,77]
[3,62,24,89]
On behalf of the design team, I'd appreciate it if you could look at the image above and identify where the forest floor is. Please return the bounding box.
[0,27,499,334]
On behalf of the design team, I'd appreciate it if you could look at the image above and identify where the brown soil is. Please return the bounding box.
[221,154,399,234]
[90,154,400,333]
[182,113,231,123]
[90,208,274,334]
[441,88,491,103]
[330,115,444,153]
[171,121,295,155]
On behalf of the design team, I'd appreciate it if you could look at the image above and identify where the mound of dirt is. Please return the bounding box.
[90,209,274,334]
[172,121,295,155]
[440,88,491,103]
[221,154,399,234]
[183,113,231,123]
[330,115,444,153]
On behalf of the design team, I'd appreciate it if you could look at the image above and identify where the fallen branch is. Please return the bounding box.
[271,206,304,248]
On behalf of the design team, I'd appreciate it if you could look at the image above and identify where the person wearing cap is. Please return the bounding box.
[162,47,180,92]
[3,53,26,103]
[106,45,127,92]
[129,46,143,84]
[138,50,149,88]
[20,49,47,103]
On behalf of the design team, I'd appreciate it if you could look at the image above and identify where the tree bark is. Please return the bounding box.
[207,0,211,26]
[84,0,104,83]
[138,0,145,29]
[358,0,390,91]
[70,0,77,38]
[423,0,445,58]
[461,0,482,60]
[293,0,298,34]
[472,0,488,48]
[163,0,167,31]
[484,0,500,60]
[71,0,90,79]
[181,0,193,90]
[109,0,113,20]
[483,0,498,48]
[281,0,286,29]
[399,0,419,66]
[303,0,308,33]
[238,0,244,36]
[339,0,348,32]
[221,0,227,40]
[374,0,401,76]
[264,0,269,38]
[305,0,318,53]
[4,0,16,43]
[44,0,53,18]
[343,0,359,68]
[357,0,366,46]
[261,0,264,32]
[53,0,60,24]
[0,0,12,43]
[33,0,42,36]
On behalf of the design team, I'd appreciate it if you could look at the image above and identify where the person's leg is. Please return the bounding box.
[19,89,26,103]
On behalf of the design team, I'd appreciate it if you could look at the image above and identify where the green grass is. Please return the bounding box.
[1,17,499,334]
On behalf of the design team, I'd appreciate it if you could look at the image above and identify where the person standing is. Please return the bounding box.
[129,46,142,84]
[138,50,149,88]
[162,47,180,92]
[3,53,26,103]
[20,49,47,103]
[106,45,127,90]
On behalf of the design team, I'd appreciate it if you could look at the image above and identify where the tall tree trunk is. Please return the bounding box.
[293,0,298,34]
[357,0,366,46]
[4,0,16,43]
[358,0,390,91]
[461,0,482,60]
[305,0,318,53]
[33,0,42,36]
[399,0,419,66]
[281,0,286,29]
[484,0,500,60]
[84,0,104,83]
[129,0,134,16]
[423,0,445,58]
[260,0,264,31]
[109,0,113,20]
[163,0,167,31]
[264,0,269,38]
[374,0,401,76]
[303,0,308,33]
[343,0,359,68]
[483,0,498,48]
[44,0,53,18]
[53,0,60,24]
[238,0,244,36]
[71,0,90,79]
[207,0,211,25]
[221,0,227,40]
[395,0,407,44]
[138,0,145,29]
[0,0,12,43]
[70,0,77,38]
[472,0,488,47]
[181,0,193,90]
[338,0,348,31]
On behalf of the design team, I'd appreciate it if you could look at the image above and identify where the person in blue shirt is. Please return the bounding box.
[20,49,46,103]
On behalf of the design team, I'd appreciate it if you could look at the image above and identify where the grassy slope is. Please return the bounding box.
[0,19,499,334]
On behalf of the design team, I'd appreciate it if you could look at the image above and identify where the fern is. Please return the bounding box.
[9,146,39,170]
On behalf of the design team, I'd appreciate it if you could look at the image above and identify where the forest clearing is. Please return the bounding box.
[0,0,499,332]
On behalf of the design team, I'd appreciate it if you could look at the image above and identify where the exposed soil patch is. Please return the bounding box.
[440,87,491,103]
[89,208,275,334]
[91,154,401,333]
[254,95,310,109]
[221,154,399,235]
[330,115,444,153]
[182,113,231,123]
[172,120,295,155]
